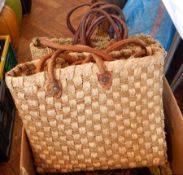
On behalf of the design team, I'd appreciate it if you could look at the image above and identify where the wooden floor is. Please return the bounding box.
[17,0,90,63]
[0,0,182,175]
[0,0,88,174]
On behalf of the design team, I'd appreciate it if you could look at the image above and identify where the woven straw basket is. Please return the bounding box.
[6,35,167,173]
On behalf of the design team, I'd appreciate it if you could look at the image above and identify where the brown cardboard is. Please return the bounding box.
[163,79,183,175]
[20,128,36,175]
[20,79,183,175]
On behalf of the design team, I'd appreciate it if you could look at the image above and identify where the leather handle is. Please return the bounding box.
[105,38,149,57]
[67,3,106,42]
[36,53,53,72]
[35,38,114,97]
[38,37,113,61]
[36,50,63,97]
[67,2,128,45]
[78,8,121,45]
[47,52,112,97]
[34,37,151,97]
[66,3,91,34]
[47,50,62,98]
[66,2,109,34]
[85,14,128,44]
[92,54,112,90]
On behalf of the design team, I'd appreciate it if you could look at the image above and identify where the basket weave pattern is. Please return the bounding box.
[6,37,167,173]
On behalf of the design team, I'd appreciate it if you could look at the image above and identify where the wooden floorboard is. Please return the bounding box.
[17,0,89,62]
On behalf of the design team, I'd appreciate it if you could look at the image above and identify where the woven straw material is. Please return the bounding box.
[6,36,167,173]
[30,37,110,59]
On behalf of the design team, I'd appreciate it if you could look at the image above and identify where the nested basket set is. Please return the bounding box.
[5,2,168,174]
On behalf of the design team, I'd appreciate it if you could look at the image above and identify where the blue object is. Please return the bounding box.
[123,0,176,51]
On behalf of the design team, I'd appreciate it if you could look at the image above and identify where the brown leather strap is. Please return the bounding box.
[66,3,91,34]
[66,2,128,45]
[85,14,127,44]
[105,38,148,56]
[38,37,113,61]
[92,54,112,90]
[66,2,110,34]
[36,53,53,72]
[72,53,112,90]
[110,14,128,38]
[79,8,121,45]
[35,37,150,97]
[35,38,115,97]
[47,50,62,98]
[71,55,92,65]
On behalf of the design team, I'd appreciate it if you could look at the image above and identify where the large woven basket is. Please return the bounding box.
[6,35,167,173]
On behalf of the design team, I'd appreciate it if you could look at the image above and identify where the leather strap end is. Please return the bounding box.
[46,80,62,98]
[97,70,112,90]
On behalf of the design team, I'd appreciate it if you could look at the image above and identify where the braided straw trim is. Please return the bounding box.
[6,35,167,173]
[30,37,110,60]
[29,35,162,61]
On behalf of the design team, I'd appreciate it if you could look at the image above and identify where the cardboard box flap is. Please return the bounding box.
[163,78,183,175]
[20,128,36,175]
[20,79,183,175]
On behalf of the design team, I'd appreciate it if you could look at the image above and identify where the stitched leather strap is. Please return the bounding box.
[105,38,148,57]
[66,2,128,45]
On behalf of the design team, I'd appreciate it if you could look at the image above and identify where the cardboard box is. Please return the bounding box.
[20,79,183,175]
